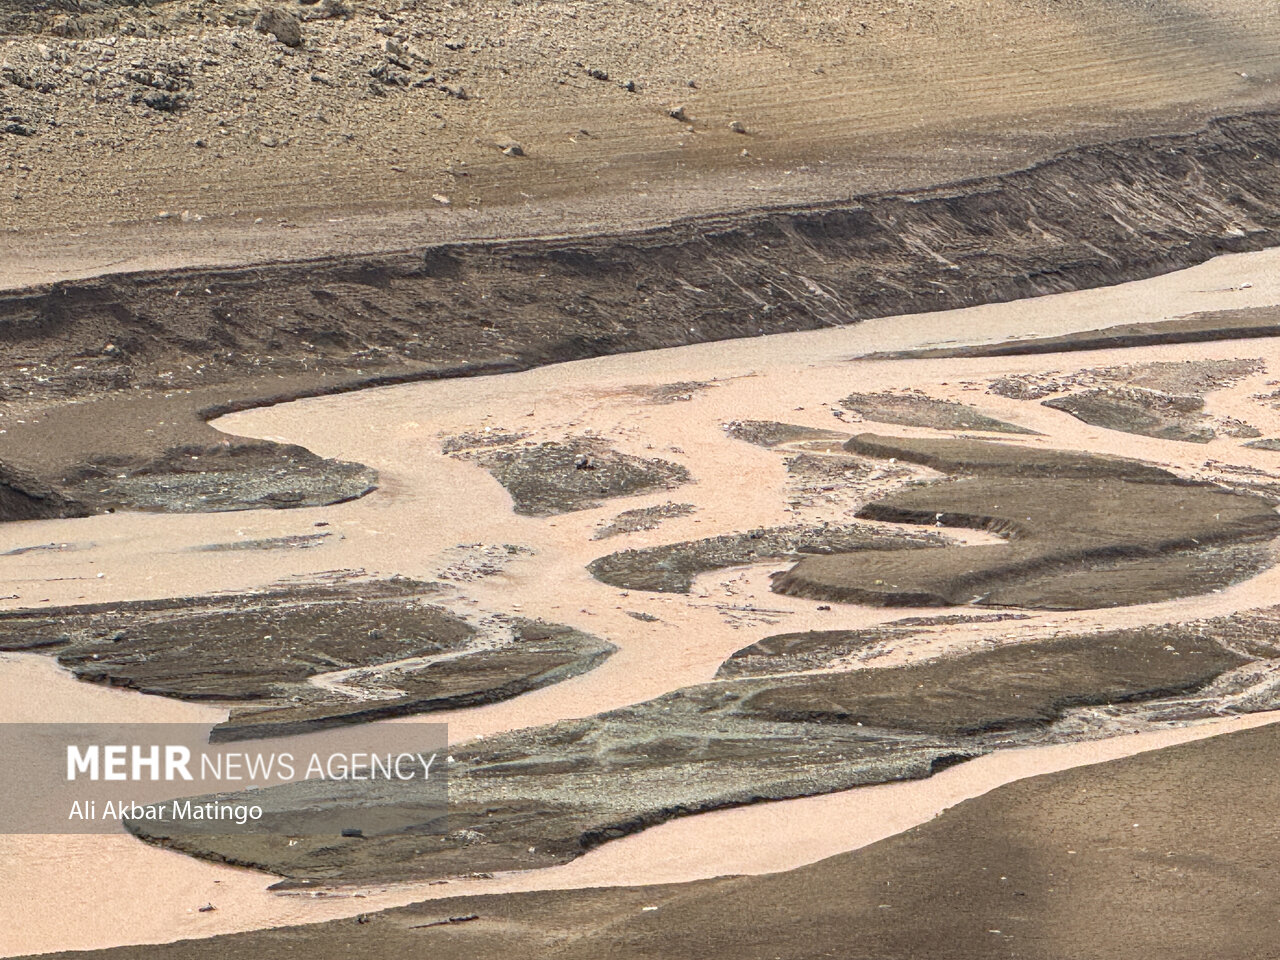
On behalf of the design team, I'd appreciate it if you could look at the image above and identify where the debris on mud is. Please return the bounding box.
[1042,387,1220,443]
[993,358,1267,443]
[194,532,333,552]
[57,440,377,513]
[452,437,691,516]
[840,391,1037,434]
[0,575,614,740]
[723,420,850,448]
[626,381,712,405]
[126,607,1280,883]
[1247,438,1280,451]
[588,522,945,593]
[436,543,535,583]
[716,613,1031,678]
[774,435,1280,609]
[439,430,529,455]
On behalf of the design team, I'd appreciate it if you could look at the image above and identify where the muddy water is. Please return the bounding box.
[3,247,1280,955]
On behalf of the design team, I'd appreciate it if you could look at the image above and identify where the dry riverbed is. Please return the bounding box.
[2,247,1280,954]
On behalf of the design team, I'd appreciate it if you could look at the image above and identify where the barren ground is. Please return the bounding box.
[5,1,1280,957]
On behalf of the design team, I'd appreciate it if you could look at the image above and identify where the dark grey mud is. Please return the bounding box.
[0,576,614,741]
[122,608,1280,884]
[773,435,1280,608]
[587,522,945,593]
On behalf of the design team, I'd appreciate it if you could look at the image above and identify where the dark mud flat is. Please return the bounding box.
[194,533,332,552]
[450,437,690,516]
[840,391,1036,434]
[1042,388,1219,442]
[863,304,1280,360]
[995,357,1263,442]
[122,618,1269,883]
[842,433,1176,479]
[588,522,944,593]
[774,435,1280,609]
[6,115,1280,522]
[0,459,88,522]
[591,502,696,540]
[717,612,1031,679]
[216,619,615,742]
[723,420,851,448]
[61,439,378,513]
[0,577,613,741]
[79,719,1280,960]
[0,386,383,521]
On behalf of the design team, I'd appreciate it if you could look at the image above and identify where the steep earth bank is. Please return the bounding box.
[5,112,1280,520]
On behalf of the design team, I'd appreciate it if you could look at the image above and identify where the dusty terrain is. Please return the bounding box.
[4,0,1280,286]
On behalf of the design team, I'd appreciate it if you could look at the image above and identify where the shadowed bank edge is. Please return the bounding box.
[4,112,1280,522]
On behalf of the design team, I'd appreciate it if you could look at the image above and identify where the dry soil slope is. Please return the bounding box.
[4,0,1280,282]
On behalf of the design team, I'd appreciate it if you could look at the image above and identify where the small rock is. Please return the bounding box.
[304,0,350,19]
[585,67,609,81]
[728,120,747,134]
[501,141,525,157]
[254,6,303,47]
[668,105,688,122]
[197,903,216,913]
[385,38,406,57]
